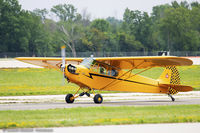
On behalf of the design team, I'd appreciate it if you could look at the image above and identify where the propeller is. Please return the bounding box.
[61,45,66,85]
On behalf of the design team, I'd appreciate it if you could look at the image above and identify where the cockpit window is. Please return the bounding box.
[99,66,106,74]
[90,61,118,77]
[110,69,118,76]
[81,58,119,77]
[80,57,94,69]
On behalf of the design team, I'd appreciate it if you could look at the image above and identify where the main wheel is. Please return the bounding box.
[94,94,103,104]
[65,94,75,103]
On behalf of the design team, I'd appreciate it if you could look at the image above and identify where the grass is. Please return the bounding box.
[0,68,79,96]
[0,66,200,96]
[0,105,200,128]
[134,65,200,89]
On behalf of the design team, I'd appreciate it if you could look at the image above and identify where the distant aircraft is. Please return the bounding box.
[16,52,193,104]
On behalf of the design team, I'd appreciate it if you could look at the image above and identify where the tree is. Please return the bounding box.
[151,4,171,23]
[116,32,143,52]
[1,1,200,56]
[151,4,172,51]
[90,19,110,32]
[106,17,122,33]
[159,5,199,51]
[122,8,156,51]
[80,19,120,54]
[81,28,108,52]
[0,0,54,56]
[0,0,22,52]
[51,4,82,57]
[51,4,77,22]
[81,8,91,27]
[32,8,48,23]
[190,3,200,32]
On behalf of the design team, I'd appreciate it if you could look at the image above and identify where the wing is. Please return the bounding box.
[15,57,83,69]
[94,56,193,69]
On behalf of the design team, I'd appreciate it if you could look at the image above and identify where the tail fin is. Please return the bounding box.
[158,66,180,94]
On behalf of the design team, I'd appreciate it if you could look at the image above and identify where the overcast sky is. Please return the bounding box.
[18,0,198,20]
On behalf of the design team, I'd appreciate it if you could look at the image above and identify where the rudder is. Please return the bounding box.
[158,66,180,94]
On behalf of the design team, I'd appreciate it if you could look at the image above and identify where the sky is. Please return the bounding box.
[18,0,198,20]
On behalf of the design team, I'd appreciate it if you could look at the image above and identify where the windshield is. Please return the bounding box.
[80,57,94,69]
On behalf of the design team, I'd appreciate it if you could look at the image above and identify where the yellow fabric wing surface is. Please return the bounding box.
[16,57,83,69]
[94,56,193,69]
[16,56,193,69]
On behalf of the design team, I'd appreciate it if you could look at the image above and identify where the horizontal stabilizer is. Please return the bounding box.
[159,84,193,92]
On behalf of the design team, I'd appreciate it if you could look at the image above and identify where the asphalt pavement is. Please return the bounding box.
[0,92,200,110]
[1,123,200,133]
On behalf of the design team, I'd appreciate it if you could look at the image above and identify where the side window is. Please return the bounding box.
[107,68,118,77]
[99,66,107,75]
[111,69,118,77]
[100,67,118,77]
[91,63,99,72]
[107,68,111,76]
[92,62,118,77]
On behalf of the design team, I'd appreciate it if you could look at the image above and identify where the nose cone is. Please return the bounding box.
[65,64,90,87]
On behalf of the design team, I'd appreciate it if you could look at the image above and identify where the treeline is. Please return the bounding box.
[0,0,200,57]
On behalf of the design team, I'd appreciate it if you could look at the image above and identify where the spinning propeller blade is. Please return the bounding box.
[61,45,66,85]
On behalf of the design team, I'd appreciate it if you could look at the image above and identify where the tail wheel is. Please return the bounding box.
[168,94,175,102]
[65,94,75,103]
[94,94,103,104]
[170,95,175,102]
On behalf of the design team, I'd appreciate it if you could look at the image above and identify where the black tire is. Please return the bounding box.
[172,97,175,102]
[94,94,103,104]
[65,94,74,103]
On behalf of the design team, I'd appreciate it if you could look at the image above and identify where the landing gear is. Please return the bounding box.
[94,94,103,104]
[168,94,175,102]
[79,92,90,97]
[65,87,103,104]
[65,94,75,103]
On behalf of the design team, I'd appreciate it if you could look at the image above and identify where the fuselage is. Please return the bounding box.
[65,58,168,94]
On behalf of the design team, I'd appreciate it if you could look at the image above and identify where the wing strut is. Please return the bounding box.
[99,61,152,91]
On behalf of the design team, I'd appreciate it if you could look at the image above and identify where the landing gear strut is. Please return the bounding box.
[168,94,175,102]
[79,92,90,97]
[65,88,103,104]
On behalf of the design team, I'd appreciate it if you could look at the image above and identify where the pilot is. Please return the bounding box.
[100,67,105,74]
[111,69,118,76]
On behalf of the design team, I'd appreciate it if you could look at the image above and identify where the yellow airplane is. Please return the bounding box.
[16,55,193,104]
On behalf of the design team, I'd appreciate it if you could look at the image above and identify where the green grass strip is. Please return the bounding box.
[0,105,200,128]
[0,65,199,96]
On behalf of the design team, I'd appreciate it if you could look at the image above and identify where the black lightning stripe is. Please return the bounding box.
[85,73,157,87]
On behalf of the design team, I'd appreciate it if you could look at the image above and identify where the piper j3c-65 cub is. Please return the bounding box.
[16,50,193,104]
